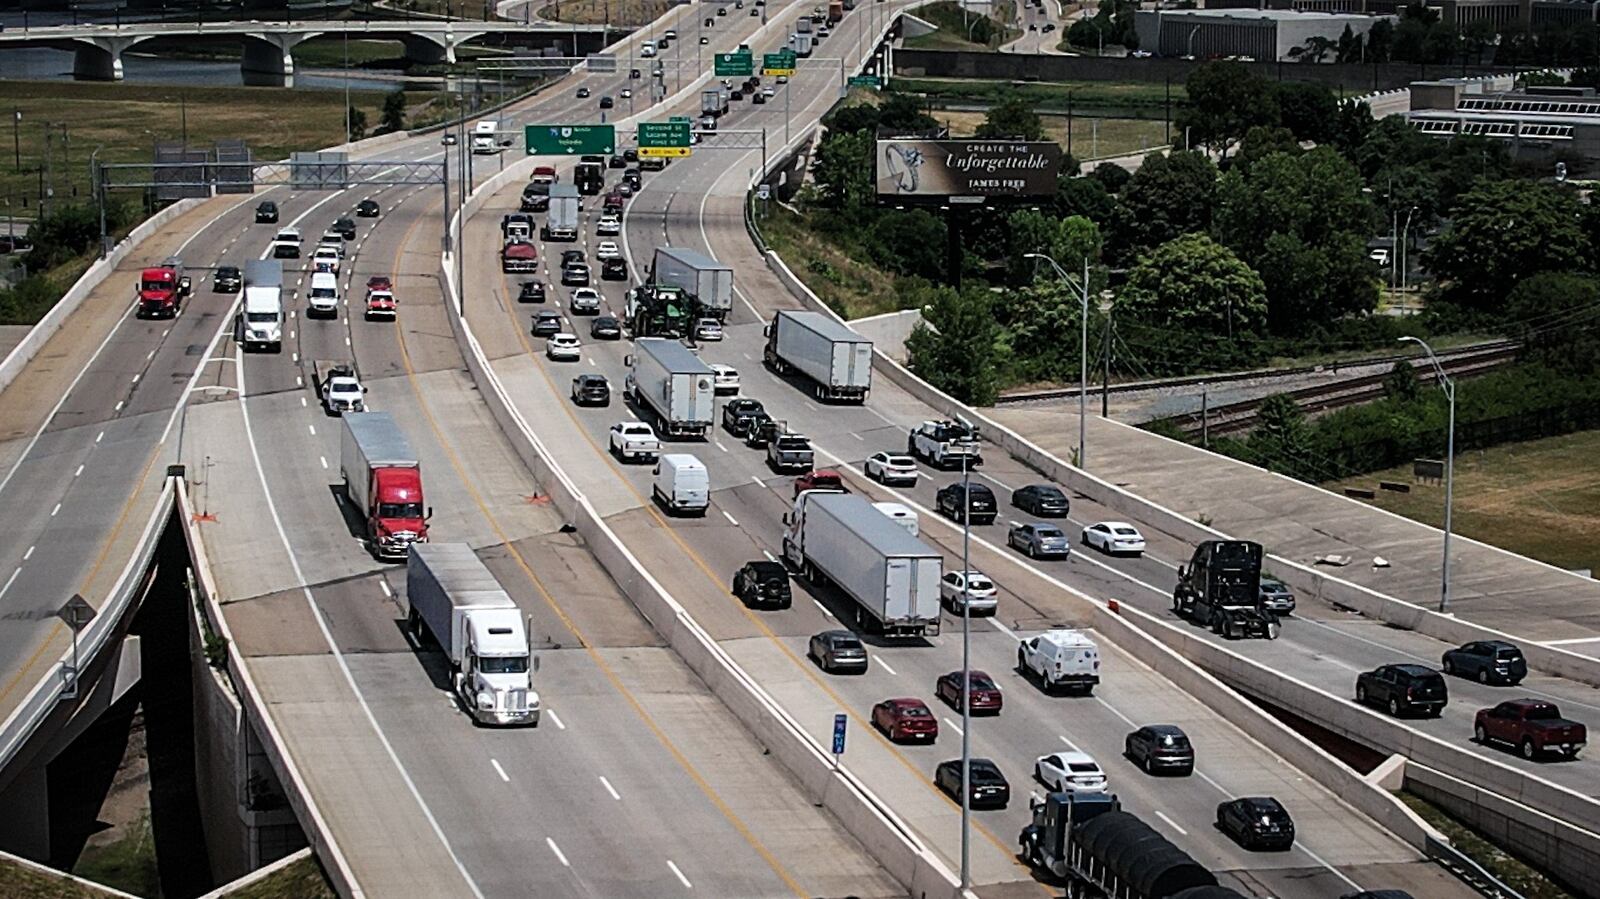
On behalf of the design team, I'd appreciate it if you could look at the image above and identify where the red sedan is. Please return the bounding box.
[366,275,392,292]
[871,698,939,743]
[793,468,846,497]
[936,670,1003,714]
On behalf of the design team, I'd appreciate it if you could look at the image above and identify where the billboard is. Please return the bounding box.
[875,140,1062,203]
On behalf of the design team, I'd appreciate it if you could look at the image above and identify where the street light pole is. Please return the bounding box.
[1400,337,1455,613]
[1026,252,1091,469]
[957,420,974,892]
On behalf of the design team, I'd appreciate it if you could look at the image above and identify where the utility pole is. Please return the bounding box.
[1101,307,1112,418]
[12,108,19,173]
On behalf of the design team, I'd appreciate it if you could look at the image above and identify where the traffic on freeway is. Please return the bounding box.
[0,0,1572,896]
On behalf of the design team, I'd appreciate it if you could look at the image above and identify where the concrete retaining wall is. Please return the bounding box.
[0,197,203,396]
[188,589,253,885]
[179,482,362,899]
[1406,763,1600,898]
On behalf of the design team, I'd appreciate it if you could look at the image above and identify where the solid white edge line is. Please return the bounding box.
[235,343,487,899]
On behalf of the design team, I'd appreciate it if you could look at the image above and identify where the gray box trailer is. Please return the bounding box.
[763,310,873,403]
[625,337,716,438]
[651,247,734,320]
[782,492,941,637]
[543,184,580,241]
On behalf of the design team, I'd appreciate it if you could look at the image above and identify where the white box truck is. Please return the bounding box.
[543,184,581,241]
[625,337,716,438]
[652,453,709,516]
[341,412,431,560]
[240,260,284,353]
[405,544,540,726]
[763,310,873,403]
[471,119,500,154]
[783,491,942,637]
[701,86,729,118]
[796,32,815,56]
[652,247,734,320]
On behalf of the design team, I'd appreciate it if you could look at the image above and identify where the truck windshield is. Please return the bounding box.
[141,279,171,292]
[378,501,424,519]
[245,311,278,323]
[479,655,529,674]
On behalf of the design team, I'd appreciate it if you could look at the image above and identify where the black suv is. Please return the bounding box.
[1442,640,1527,685]
[332,217,357,240]
[1356,664,1448,718]
[733,561,791,609]
[570,374,610,406]
[518,281,547,304]
[212,265,242,293]
[356,198,380,218]
[601,257,629,281]
[255,200,278,223]
[1012,483,1069,517]
[937,483,997,525]
[1124,724,1194,776]
[1217,797,1294,851]
[722,398,767,437]
[520,185,550,212]
[623,168,642,190]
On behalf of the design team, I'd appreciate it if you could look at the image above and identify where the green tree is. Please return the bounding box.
[905,284,1002,405]
[1383,361,1422,402]
[976,94,1045,141]
[1425,180,1587,312]
[1003,281,1085,381]
[1505,272,1600,370]
[1007,210,1101,285]
[378,90,407,135]
[1272,81,1338,144]
[813,129,874,210]
[1119,233,1267,337]
[1213,147,1377,332]
[347,104,369,142]
[867,210,947,279]
[1089,162,1131,195]
[1246,394,1314,478]
[1107,150,1217,263]
[1233,126,1302,176]
[1365,18,1393,63]
[879,93,939,131]
[1175,61,1279,157]
[1053,174,1116,224]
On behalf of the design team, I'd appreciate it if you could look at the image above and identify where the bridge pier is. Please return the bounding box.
[241,34,310,88]
[400,33,454,66]
[70,36,141,81]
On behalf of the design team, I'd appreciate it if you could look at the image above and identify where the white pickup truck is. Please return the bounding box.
[609,421,661,462]
[315,361,366,415]
[907,420,982,470]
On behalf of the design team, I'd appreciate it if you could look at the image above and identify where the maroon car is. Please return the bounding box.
[793,468,846,497]
[872,698,939,743]
[936,670,1003,714]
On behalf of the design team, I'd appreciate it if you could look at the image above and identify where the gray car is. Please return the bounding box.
[1008,523,1070,559]
[808,630,868,674]
[1259,576,1296,614]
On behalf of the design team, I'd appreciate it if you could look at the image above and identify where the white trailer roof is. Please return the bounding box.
[779,309,869,344]
[808,492,940,558]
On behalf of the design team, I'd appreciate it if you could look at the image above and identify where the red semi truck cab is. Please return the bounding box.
[136,260,189,318]
[340,411,430,561]
[502,240,539,274]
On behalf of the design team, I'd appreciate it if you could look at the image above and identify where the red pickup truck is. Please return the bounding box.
[1475,699,1586,760]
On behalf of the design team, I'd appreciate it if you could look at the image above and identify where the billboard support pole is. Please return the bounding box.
[945,209,963,289]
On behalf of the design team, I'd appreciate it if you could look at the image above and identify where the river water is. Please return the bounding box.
[0,46,425,91]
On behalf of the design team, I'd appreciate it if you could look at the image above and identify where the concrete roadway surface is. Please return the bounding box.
[991,405,1600,659]
[457,5,1472,897]
[1,2,902,896]
[1001,0,1070,55]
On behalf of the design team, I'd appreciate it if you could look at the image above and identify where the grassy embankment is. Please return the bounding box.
[538,0,670,25]
[904,1,1019,50]
[1323,429,1600,575]
[1399,792,1575,899]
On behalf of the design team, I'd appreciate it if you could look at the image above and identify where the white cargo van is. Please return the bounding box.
[1018,629,1101,694]
[308,271,340,318]
[472,119,500,154]
[653,453,709,516]
[873,501,918,537]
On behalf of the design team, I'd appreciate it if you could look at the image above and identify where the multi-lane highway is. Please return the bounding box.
[1002,0,1070,55]
[448,4,1477,897]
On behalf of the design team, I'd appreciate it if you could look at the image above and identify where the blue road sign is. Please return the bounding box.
[832,713,848,755]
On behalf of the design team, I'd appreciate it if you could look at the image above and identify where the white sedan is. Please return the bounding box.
[710,363,740,395]
[1081,521,1147,556]
[939,570,997,615]
[1034,751,1109,794]
[596,215,622,235]
[695,317,724,341]
[595,240,622,260]
[864,451,918,485]
[546,333,581,361]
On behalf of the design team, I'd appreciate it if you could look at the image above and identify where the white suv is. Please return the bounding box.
[1017,629,1100,694]
[940,570,997,615]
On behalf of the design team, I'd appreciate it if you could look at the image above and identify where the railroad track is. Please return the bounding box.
[994,339,1520,406]
[1151,343,1520,440]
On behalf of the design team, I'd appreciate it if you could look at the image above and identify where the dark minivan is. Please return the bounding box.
[1356,663,1448,718]
[1442,640,1527,686]
[733,560,791,609]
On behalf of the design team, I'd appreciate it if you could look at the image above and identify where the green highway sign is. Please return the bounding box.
[639,120,692,150]
[525,124,615,155]
[762,51,796,76]
[714,52,754,77]
[669,115,692,124]
[848,75,881,89]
